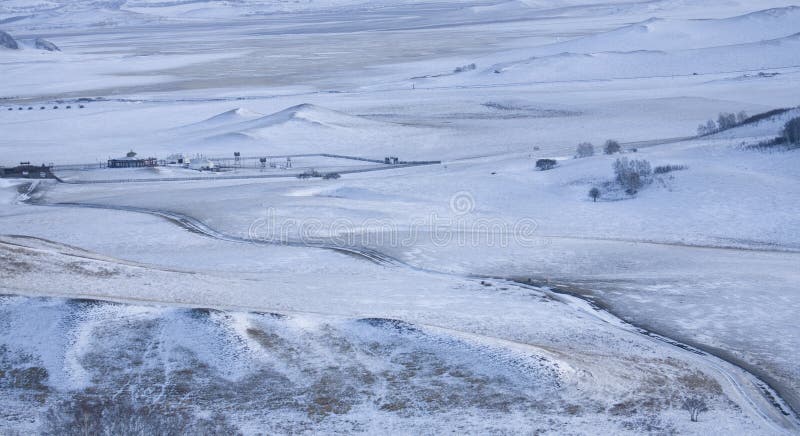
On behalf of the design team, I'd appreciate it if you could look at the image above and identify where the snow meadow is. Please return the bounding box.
[1,0,799,434]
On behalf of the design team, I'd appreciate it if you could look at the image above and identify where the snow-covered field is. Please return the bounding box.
[2,0,799,434]
[0,233,786,434]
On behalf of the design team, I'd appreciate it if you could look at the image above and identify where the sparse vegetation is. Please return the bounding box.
[453,63,476,73]
[297,170,322,179]
[783,117,800,145]
[41,394,242,435]
[575,142,595,158]
[536,159,557,171]
[622,413,677,434]
[603,140,621,155]
[613,157,652,194]
[747,137,788,151]
[744,117,800,151]
[323,172,341,180]
[654,164,688,174]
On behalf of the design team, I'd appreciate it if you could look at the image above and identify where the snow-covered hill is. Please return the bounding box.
[1,0,800,433]
[422,6,800,86]
[174,103,438,158]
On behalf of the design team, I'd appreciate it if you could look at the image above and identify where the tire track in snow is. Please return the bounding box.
[507,279,799,434]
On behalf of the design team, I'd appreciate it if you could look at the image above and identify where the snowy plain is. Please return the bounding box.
[2,0,800,434]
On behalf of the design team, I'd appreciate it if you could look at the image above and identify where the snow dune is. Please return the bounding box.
[544,6,800,53]
[234,103,387,133]
[191,107,263,127]
[486,34,800,83]
[173,103,436,158]
[430,6,800,85]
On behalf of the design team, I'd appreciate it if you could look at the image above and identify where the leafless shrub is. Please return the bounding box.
[575,142,594,158]
[745,137,789,151]
[697,120,717,136]
[622,413,677,435]
[453,63,476,73]
[653,164,687,174]
[603,140,621,155]
[297,170,322,179]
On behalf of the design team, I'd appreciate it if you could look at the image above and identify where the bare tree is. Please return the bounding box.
[717,112,737,130]
[575,142,595,158]
[704,119,717,135]
[698,118,721,135]
[697,123,709,136]
[603,139,621,155]
[589,187,600,202]
[736,111,748,124]
[681,397,709,422]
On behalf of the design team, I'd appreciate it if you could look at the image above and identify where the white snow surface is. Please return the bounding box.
[1,0,800,433]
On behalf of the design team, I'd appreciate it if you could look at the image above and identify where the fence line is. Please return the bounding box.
[58,161,440,184]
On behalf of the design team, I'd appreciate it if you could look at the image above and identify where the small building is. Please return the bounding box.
[164,153,185,165]
[108,151,157,168]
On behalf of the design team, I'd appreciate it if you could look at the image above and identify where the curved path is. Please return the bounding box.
[25,198,800,433]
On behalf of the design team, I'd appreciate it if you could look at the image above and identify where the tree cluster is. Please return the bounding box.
[613,157,652,194]
[697,111,748,135]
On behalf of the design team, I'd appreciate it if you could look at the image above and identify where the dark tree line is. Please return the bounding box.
[536,159,557,170]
